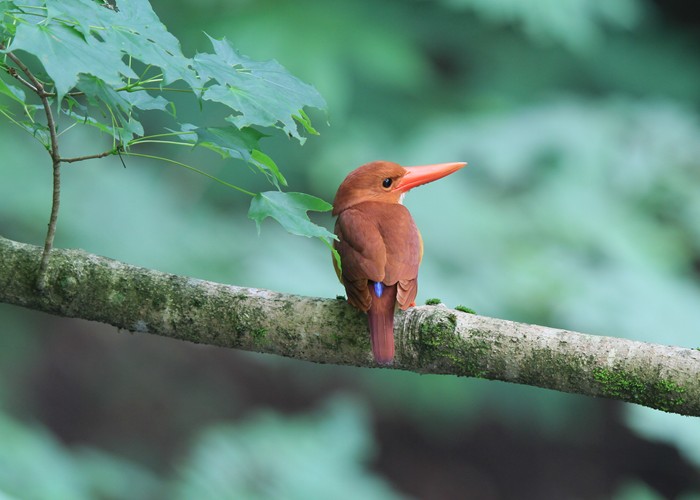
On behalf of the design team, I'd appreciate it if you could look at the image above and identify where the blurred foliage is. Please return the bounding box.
[0,410,162,499]
[0,396,397,499]
[438,0,643,52]
[2,0,700,497]
[170,397,401,500]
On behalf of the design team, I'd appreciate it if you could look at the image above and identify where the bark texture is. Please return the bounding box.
[1,235,699,416]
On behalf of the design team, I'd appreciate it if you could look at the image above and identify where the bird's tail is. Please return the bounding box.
[368,281,397,365]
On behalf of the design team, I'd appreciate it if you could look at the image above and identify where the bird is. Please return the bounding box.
[332,160,467,365]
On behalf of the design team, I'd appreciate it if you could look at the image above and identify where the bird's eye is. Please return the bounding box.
[382,178,392,189]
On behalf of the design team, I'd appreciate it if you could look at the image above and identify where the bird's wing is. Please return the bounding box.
[375,204,421,284]
[335,202,422,311]
[334,207,387,311]
[396,278,418,310]
[373,204,421,309]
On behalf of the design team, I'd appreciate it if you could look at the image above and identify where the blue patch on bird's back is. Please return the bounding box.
[373,281,384,298]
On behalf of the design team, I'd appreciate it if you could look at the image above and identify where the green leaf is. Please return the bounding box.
[121,89,171,113]
[324,237,343,275]
[250,148,287,187]
[76,74,169,116]
[0,104,50,147]
[294,108,319,136]
[180,124,264,160]
[179,125,287,187]
[78,75,136,115]
[102,0,198,89]
[45,0,112,38]
[248,191,335,240]
[0,0,16,30]
[22,122,50,147]
[62,97,143,144]
[9,21,137,101]
[45,0,198,89]
[13,112,51,147]
[194,35,326,142]
[68,77,143,142]
[0,1,16,19]
[0,76,25,104]
[9,0,199,102]
[47,0,201,88]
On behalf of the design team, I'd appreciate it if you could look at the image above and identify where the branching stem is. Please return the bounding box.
[3,63,38,92]
[4,46,62,291]
[61,149,117,163]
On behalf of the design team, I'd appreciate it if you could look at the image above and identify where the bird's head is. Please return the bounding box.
[332,160,467,215]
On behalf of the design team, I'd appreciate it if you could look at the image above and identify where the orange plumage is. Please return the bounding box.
[332,160,466,364]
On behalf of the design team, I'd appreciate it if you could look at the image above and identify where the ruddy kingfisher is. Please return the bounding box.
[332,160,467,365]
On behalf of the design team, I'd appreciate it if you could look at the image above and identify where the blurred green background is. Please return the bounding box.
[2,0,700,498]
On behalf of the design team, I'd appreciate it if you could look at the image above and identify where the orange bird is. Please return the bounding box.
[332,160,467,365]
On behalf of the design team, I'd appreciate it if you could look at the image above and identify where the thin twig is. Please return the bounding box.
[2,62,39,92]
[61,149,116,163]
[4,46,62,291]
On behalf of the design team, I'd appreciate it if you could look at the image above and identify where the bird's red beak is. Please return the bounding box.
[394,162,467,193]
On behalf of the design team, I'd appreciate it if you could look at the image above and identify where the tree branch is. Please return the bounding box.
[1,234,699,416]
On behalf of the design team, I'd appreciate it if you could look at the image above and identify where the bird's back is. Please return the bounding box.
[334,201,421,311]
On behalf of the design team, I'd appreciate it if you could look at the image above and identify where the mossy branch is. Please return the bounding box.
[1,234,699,416]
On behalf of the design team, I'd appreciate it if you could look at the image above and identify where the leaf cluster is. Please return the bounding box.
[0,0,335,244]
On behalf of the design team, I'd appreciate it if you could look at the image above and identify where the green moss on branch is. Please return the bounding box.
[2,235,700,416]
